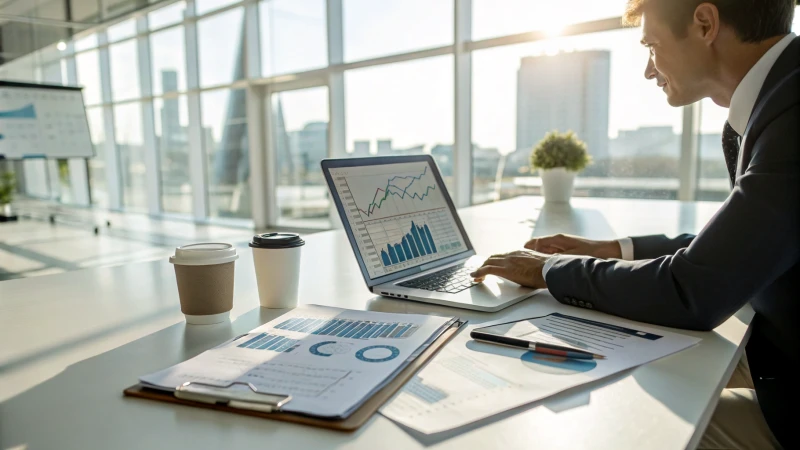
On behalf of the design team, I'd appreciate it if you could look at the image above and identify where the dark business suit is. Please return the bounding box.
[545,36,800,448]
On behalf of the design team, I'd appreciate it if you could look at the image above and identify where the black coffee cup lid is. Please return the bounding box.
[250,233,305,249]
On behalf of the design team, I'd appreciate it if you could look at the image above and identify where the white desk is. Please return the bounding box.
[0,197,752,450]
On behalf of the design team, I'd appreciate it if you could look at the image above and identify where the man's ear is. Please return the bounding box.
[693,3,720,45]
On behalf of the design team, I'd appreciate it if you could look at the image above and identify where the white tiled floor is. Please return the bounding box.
[0,201,308,281]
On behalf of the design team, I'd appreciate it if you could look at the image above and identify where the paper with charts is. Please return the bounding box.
[139,305,456,418]
[381,311,701,434]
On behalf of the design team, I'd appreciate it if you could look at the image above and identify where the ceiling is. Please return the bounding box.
[0,0,158,66]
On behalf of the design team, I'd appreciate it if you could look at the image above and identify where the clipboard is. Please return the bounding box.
[124,319,465,432]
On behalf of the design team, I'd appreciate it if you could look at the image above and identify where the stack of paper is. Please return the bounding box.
[140,305,457,419]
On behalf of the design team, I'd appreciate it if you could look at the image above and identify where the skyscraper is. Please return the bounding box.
[160,70,181,145]
[516,50,611,164]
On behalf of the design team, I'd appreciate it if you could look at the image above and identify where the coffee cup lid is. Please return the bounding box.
[250,233,305,249]
[169,243,239,266]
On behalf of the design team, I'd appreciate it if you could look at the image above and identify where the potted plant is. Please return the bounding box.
[0,171,18,222]
[530,130,591,203]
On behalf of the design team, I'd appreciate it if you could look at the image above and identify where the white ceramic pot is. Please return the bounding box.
[1,203,11,217]
[540,167,576,203]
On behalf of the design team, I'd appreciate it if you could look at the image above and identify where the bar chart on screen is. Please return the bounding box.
[331,161,468,278]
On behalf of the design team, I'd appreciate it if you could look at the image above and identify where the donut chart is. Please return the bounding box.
[355,345,400,363]
[309,341,352,357]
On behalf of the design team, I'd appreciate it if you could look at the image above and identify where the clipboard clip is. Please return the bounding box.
[175,380,292,413]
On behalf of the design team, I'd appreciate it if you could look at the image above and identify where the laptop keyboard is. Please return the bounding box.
[398,264,480,294]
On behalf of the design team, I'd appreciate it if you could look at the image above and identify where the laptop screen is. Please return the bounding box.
[327,159,470,281]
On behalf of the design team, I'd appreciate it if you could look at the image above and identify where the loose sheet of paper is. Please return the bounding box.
[140,305,454,418]
[381,311,700,434]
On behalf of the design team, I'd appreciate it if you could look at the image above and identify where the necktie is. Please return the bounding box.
[721,121,740,186]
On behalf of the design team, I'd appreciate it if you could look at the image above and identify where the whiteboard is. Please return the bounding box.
[0,81,94,159]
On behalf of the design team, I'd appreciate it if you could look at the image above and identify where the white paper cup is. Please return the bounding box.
[250,233,305,309]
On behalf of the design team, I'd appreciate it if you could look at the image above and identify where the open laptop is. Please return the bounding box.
[321,155,537,312]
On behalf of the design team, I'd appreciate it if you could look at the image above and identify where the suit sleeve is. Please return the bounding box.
[630,234,695,260]
[544,107,800,331]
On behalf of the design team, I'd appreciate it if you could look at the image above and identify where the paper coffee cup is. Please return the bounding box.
[169,243,239,324]
[250,233,305,309]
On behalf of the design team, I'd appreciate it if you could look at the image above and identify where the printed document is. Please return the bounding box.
[381,311,700,434]
[140,305,456,418]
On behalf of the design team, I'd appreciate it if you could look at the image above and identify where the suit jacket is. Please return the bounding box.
[545,36,800,448]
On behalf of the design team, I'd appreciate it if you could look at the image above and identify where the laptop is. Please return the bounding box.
[321,155,537,312]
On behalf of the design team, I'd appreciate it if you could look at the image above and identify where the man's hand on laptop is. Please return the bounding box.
[525,234,622,259]
[470,250,549,289]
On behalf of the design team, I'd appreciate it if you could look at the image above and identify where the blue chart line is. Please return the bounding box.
[380,221,437,267]
[275,317,419,339]
[237,333,300,352]
[358,166,436,217]
[0,104,36,119]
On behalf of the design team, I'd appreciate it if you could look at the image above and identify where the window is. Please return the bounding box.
[150,26,187,95]
[195,0,239,16]
[197,8,246,87]
[74,34,98,52]
[271,87,330,228]
[201,88,250,219]
[114,103,147,211]
[345,56,454,191]
[696,99,729,201]
[154,96,192,214]
[148,1,186,29]
[343,0,453,62]
[260,0,327,76]
[471,29,683,204]
[85,108,109,207]
[75,50,103,105]
[109,39,141,101]
[107,19,137,43]
[472,0,627,41]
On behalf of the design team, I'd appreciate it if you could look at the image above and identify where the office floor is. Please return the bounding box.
[0,199,308,282]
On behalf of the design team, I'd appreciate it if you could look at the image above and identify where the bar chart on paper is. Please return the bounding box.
[275,316,421,339]
[330,161,468,278]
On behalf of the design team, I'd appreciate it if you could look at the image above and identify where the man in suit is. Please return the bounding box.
[471,0,798,448]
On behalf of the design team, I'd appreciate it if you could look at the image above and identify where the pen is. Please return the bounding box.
[470,332,605,360]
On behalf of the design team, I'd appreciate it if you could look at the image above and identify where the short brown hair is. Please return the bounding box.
[623,0,796,43]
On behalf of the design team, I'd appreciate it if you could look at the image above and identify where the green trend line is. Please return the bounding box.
[358,167,436,216]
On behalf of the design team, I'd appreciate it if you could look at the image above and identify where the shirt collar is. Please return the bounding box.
[728,33,796,136]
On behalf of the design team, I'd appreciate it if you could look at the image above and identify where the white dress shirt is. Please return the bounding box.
[542,33,796,280]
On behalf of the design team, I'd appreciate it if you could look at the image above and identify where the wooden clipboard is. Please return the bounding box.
[124,319,464,432]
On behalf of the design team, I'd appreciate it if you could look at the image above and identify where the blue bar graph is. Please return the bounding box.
[406,233,420,257]
[394,244,406,262]
[237,333,299,352]
[411,225,426,256]
[380,221,438,267]
[274,317,419,339]
[423,224,437,253]
[401,238,413,260]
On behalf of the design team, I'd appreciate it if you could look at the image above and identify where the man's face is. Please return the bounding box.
[641,11,713,106]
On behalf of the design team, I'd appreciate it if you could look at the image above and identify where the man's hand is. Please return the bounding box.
[525,234,622,259]
[470,250,550,289]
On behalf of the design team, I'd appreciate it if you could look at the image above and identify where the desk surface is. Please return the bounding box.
[0,197,751,450]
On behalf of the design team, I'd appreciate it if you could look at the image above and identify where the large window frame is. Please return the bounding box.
[6,0,731,229]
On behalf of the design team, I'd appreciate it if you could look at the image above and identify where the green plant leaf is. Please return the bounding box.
[530,130,592,172]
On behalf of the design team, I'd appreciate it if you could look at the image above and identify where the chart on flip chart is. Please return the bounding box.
[0,84,93,159]
[330,161,468,278]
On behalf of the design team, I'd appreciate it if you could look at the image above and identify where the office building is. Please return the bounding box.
[516,50,611,164]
